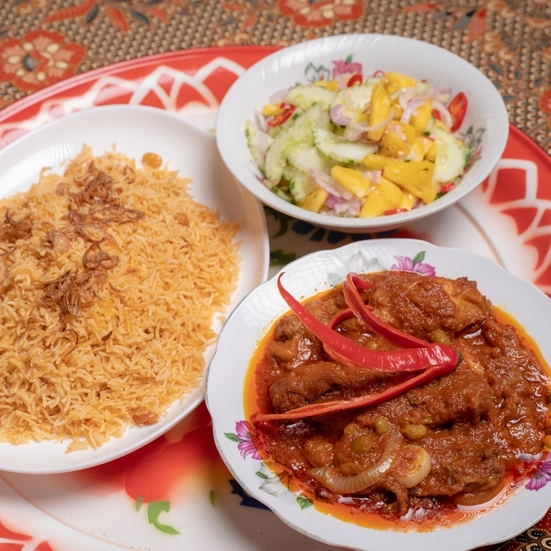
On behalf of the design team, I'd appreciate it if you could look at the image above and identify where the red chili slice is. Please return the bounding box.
[347,73,363,87]
[267,104,296,127]
[448,92,467,132]
[383,208,408,216]
[276,273,459,372]
[253,362,455,423]
[440,182,456,193]
[252,273,461,424]
[342,273,431,348]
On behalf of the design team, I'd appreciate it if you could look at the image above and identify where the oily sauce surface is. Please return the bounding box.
[247,271,550,528]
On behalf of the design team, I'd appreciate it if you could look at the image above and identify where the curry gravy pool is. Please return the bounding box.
[244,271,551,531]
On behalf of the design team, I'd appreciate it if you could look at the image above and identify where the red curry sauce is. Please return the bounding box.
[244,271,551,530]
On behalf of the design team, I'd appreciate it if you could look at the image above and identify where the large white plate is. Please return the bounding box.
[207,238,551,551]
[0,104,269,474]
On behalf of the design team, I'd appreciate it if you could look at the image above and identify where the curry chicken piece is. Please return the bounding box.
[252,271,549,521]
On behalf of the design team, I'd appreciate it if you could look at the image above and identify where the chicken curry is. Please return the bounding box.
[249,271,550,526]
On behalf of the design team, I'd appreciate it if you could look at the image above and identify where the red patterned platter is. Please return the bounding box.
[0,47,549,551]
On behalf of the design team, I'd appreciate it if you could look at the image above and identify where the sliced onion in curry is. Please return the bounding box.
[390,444,432,488]
[308,433,402,493]
[453,480,506,507]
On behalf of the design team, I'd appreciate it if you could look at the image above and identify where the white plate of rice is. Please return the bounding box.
[0,104,269,474]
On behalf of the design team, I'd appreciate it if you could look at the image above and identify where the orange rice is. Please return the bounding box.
[0,146,241,451]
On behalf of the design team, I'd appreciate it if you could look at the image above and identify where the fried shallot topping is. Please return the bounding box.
[34,161,144,317]
[1,209,33,242]
[132,410,159,426]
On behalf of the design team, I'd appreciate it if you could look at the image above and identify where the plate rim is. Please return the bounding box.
[0,103,270,474]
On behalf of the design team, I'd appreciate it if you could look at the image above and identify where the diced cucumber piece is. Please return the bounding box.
[314,129,377,164]
[263,178,293,202]
[245,119,272,173]
[264,104,323,185]
[288,146,335,174]
[284,165,315,202]
[284,85,335,111]
[433,128,466,183]
[339,83,376,112]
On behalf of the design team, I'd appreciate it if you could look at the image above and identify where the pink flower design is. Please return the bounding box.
[526,456,551,491]
[390,254,436,276]
[332,58,362,79]
[229,420,261,460]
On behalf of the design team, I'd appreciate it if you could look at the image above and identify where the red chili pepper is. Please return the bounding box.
[252,274,461,424]
[253,362,455,423]
[267,104,296,127]
[448,92,467,132]
[276,273,459,372]
[431,109,441,121]
[440,182,455,193]
[347,73,363,87]
[383,208,408,216]
[342,273,431,348]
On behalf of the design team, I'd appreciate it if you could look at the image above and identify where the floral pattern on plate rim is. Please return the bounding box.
[224,252,551,519]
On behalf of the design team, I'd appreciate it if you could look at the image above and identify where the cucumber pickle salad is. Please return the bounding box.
[245,65,472,219]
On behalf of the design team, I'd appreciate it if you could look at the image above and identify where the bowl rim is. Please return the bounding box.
[216,33,510,231]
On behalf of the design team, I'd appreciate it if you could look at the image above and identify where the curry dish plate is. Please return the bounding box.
[206,238,551,551]
[0,104,269,474]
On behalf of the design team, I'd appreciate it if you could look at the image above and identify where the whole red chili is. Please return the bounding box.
[252,272,461,424]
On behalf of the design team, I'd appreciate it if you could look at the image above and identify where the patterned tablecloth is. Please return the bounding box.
[0,2,550,551]
[0,0,550,154]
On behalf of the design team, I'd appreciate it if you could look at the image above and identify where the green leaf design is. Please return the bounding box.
[135,495,144,512]
[256,470,269,480]
[297,496,313,509]
[345,54,353,63]
[224,432,241,443]
[209,490,217,507]
[412,251,426,265]
[148,501,180,535]
[270,249,296,267]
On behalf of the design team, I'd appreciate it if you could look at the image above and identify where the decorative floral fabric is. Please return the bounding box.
[0,0,550,153]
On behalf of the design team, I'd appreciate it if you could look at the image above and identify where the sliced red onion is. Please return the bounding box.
[398,87,418,111]
[269,87,290,104]
[365,108,396,133]
[310,169,354,200]
[257,131,273,158]
[427,86,452,105]
[400,98,427,125]
[254,110,268,133]
[325,194,362,217]
[330,104,351,126]
[335,74,347,90]
[343,121,368,141]
[432,99,454,128]
[371,170,382,184]
[340,195,361,216]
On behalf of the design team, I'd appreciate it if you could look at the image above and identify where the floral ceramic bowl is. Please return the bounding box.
[205,239,551,551]
[216,34,509,233]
